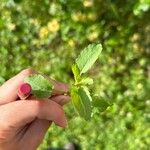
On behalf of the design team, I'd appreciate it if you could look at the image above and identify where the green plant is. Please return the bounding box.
[24,43,110,120]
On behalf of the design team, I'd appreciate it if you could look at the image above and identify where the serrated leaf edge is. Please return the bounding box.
[76,43,102,74]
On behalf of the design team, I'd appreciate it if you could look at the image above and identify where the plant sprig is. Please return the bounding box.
[24,43,111,120]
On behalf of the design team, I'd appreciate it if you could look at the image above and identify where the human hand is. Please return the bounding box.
[0,68,70,150]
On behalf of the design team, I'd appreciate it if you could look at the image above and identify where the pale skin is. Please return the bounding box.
[0,68,70,150]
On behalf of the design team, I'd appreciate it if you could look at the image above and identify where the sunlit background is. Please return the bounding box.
[0,0,150,149]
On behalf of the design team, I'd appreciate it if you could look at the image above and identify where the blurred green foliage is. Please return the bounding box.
[0,0,150,149]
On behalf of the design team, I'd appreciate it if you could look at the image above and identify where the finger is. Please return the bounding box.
[0,68,34,105]
[28,95,70,106]
[0,99,67,128]
[20,119,52,150]
[45,76,70,95]
[50,95,70,106]
[52,80,70,95]
[19,95,70,147]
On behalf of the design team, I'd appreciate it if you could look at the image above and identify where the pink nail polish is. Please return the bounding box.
[18,83,32,99]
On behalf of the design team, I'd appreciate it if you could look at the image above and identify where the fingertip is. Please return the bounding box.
[50,95,70,106]
[49,101,68,128]
[21,68,34,76]
[61,95,70,104]
[55,113,68,128]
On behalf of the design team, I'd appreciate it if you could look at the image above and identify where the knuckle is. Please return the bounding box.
[0,124,11,143]
[0,130,9,142]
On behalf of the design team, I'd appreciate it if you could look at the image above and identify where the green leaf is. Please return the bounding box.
[24,74,54,98]
[76,43,102,74]
[79,77,93,85]
[92,96,110,112]
[72,64,81,83]
[71,86,92,120]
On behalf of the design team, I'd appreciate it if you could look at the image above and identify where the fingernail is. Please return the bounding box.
[18,83,32,100]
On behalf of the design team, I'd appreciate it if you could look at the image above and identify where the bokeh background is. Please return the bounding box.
[0,0,150,149]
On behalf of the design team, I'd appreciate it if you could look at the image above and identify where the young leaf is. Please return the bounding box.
[92,96,110,112]
[76,43,102,74]
[79,77,93,85]
[71,86,92,120]
[72,64,81,83]
[24,74,54,98]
